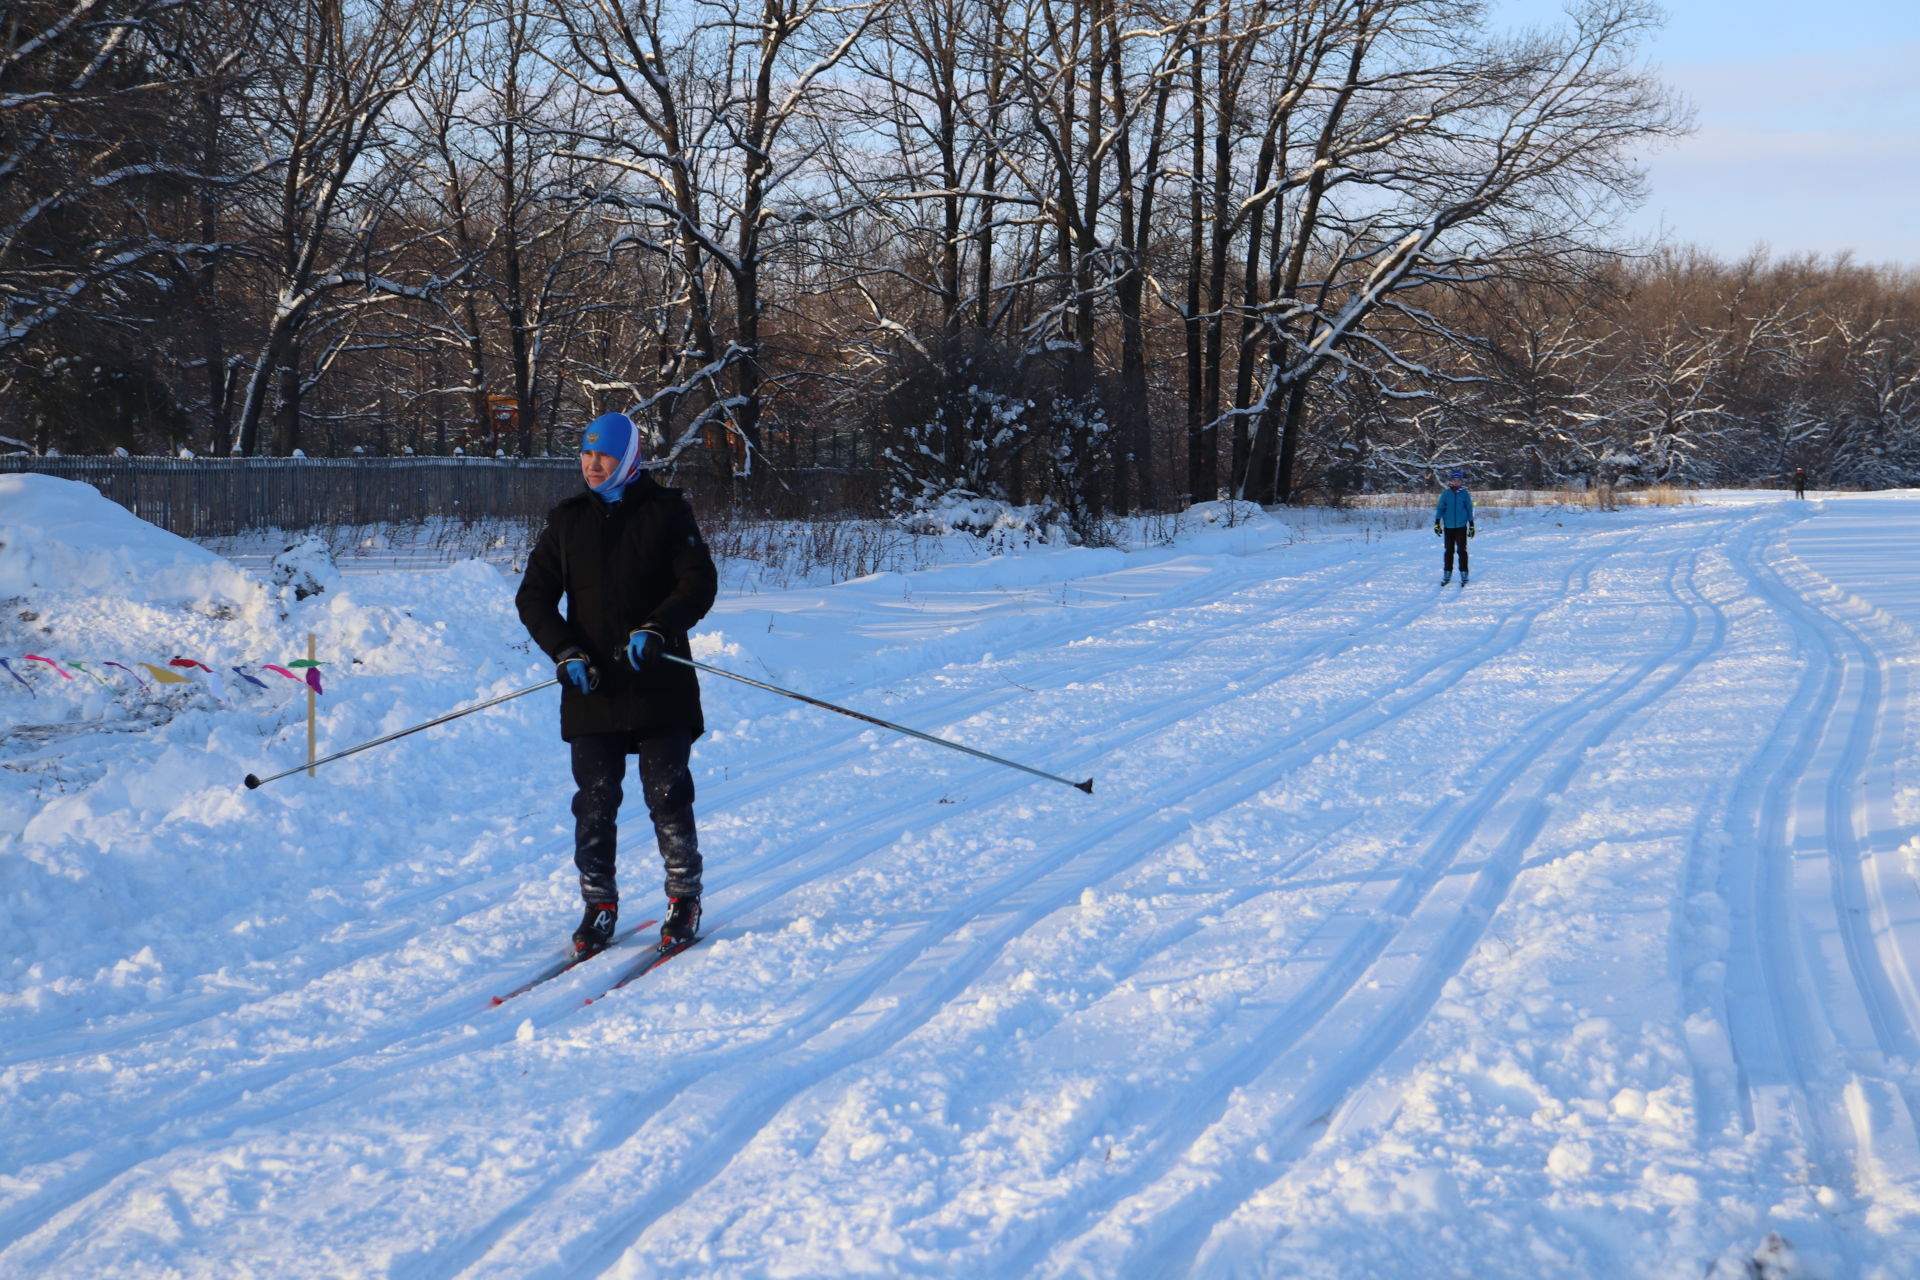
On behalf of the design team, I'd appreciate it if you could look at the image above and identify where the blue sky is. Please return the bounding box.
[1489,1,1919,266]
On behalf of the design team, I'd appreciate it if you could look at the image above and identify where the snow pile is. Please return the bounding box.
[0,473,256,605]
[1706,1232,1802,1279]
[0,474,560,1023]
[267,533,340,603]
[898,492,1077,546]
[0,475,275,734]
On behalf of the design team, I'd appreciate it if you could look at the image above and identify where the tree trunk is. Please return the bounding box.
[1231,132,1278,488]
[1110,54,1168,512]
[1184,44,1208,505]
[499,55,538,458]
[274,331,303,455]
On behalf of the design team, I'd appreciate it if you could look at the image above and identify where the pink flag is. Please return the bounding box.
[23,654,72,679]
[171,657,227,701]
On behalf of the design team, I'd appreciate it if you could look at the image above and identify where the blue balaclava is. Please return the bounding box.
[581,412,645,501]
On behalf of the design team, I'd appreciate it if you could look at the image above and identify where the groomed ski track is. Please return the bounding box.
[7,496,1920,1278]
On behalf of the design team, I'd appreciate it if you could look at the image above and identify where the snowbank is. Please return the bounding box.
[0,473,256,605]
[0,475,559,1027]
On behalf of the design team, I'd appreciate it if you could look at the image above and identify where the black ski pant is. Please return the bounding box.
[569,729,701,905]
[1443,526,1469,575]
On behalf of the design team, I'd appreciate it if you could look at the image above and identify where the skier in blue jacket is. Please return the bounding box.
[1433,469,1475,585]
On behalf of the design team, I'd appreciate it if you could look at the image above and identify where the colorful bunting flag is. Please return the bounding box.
[0,658,34,695]
[170,657,228,702]
[4,652,330,696]
[103,662,147,688]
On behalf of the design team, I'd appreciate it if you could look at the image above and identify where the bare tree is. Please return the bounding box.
[399,0,617,455]
[545,0,882,490]
[227,0,469,455]
[0,0,260,453]
[1225,0,1683,502]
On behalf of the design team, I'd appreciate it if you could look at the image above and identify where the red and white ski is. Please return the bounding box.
[490,920,656,1006]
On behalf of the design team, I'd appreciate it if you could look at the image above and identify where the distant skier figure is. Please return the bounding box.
[1433,469,1475,586]
[516,411,718,957]
[1793,466,1807,499]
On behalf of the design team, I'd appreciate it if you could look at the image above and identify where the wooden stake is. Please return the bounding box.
[306,633,317,778]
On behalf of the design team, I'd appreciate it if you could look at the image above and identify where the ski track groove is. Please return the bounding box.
[0,861,541,1072]
[1025,528,1730,1278]
[16,503,1920,1278]
[0,553,1277,1071]
[0,517,1696,1278]
[422,530,1654,1279]
[1774,552,1920,1071]
[407,581,1566,1275]
[0,540,1422,1245]
[0,533,1532,1261]
[0,545,1299,1080]
[1664,510,1785,1147]
[1717,518,1920,1263]
[1711,512,1874,1272]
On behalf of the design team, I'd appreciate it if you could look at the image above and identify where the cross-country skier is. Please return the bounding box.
[515,411,718,957]
[1794,466,1807,498]
[1433,469,1475,586]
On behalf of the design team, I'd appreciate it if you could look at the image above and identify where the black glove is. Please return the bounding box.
[1433,519,1442,536]
[623,627,665,669]
[1468,523,1476,539]
[556,647,598,694]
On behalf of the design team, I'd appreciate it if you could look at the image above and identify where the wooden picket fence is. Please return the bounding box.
[1,455,889,536]
[0,456,585,538]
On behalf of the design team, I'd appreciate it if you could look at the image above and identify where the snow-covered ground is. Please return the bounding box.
[4,473,1919,1279]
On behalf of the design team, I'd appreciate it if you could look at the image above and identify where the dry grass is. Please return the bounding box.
[1349,484,1692,512]
[1529,483,1692,511]
[1306,483,1695,537]
[700,509,941,590]
[1622,483,1690,506]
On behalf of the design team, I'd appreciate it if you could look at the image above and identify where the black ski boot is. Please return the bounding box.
[1460,572,1469,587]
[573,901,618,955]
[661,896,702,949]
[1440,572,1451,586]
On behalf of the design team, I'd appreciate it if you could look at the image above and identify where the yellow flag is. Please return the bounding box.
[139,663,194,685]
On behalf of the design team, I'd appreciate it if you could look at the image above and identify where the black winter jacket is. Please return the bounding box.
[516,476,718,741]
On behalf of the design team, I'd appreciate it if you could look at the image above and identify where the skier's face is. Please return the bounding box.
[1447,478,1462,489]
[581,450,618,488]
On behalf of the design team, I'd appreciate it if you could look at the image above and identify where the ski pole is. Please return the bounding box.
[243,678,558,789]
[662,653,1094,794]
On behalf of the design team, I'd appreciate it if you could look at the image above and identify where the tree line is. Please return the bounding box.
[3,0,1913,516]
